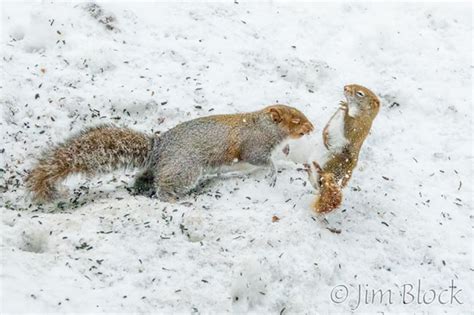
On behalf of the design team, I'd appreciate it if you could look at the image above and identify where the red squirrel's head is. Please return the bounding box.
[265,104,314,139]
[343,84,380,118]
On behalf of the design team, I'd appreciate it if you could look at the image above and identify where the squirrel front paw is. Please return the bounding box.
[266,171,277,187]
[266,163,277,187]
[267,175,277,187]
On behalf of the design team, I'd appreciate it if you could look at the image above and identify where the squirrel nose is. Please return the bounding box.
[303,122,314,134]
[344,85,353,97]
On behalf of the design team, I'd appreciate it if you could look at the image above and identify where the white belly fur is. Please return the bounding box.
[325,108,348,153]
[308,107,348,190]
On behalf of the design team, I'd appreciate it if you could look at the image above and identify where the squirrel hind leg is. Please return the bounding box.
[155,165,203,202]
[132,169,156,197]
[312,173,343,213]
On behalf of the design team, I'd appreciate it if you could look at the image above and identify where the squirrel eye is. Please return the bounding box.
[356,91,365,97]
[291,118,301,124]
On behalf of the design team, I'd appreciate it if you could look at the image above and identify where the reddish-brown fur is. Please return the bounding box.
[310,85,379,214]
[213,105,314,163]
[264,105,314,139]
[305,162,343,213]
[313,172,343,213]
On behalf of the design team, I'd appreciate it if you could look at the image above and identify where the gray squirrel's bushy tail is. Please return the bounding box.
[25,125,152,202]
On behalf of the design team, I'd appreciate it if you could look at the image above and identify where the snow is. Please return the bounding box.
[1,1,472,313]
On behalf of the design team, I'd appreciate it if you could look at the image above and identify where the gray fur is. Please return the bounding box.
[137,114,286,201]
[27,106,312,203]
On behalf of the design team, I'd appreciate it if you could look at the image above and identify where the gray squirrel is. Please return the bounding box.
[26,105,314,202]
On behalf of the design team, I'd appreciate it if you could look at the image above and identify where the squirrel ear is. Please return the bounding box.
[269,107,282,123]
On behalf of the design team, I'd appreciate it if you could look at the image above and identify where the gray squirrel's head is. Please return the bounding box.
[264,104,314,139]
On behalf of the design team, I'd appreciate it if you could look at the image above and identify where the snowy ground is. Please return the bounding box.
[0,1,472,313]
